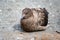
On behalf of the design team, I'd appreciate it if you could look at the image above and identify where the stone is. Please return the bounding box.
[41,33,60,40]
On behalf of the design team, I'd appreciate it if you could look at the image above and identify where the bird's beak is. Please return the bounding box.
[21,14,26,19]
[23,14,25,17]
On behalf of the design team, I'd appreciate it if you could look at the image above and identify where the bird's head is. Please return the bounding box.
[22,8,33,19]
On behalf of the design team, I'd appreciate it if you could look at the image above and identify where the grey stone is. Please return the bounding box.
[0,0,60,40]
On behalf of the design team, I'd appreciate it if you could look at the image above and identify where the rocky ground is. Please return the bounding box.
[0,0,60,40]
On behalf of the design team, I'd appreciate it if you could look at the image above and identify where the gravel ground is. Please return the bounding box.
[0,0,60,40]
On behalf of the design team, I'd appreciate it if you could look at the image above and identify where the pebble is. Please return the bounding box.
[0,9,2,12]
[31,38,34,40]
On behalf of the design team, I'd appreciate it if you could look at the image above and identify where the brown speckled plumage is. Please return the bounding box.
[21,8,49,32]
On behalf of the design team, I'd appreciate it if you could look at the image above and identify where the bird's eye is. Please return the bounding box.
[25,13,28,14]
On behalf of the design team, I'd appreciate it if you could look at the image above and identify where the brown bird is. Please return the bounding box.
[21,8,49,32]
